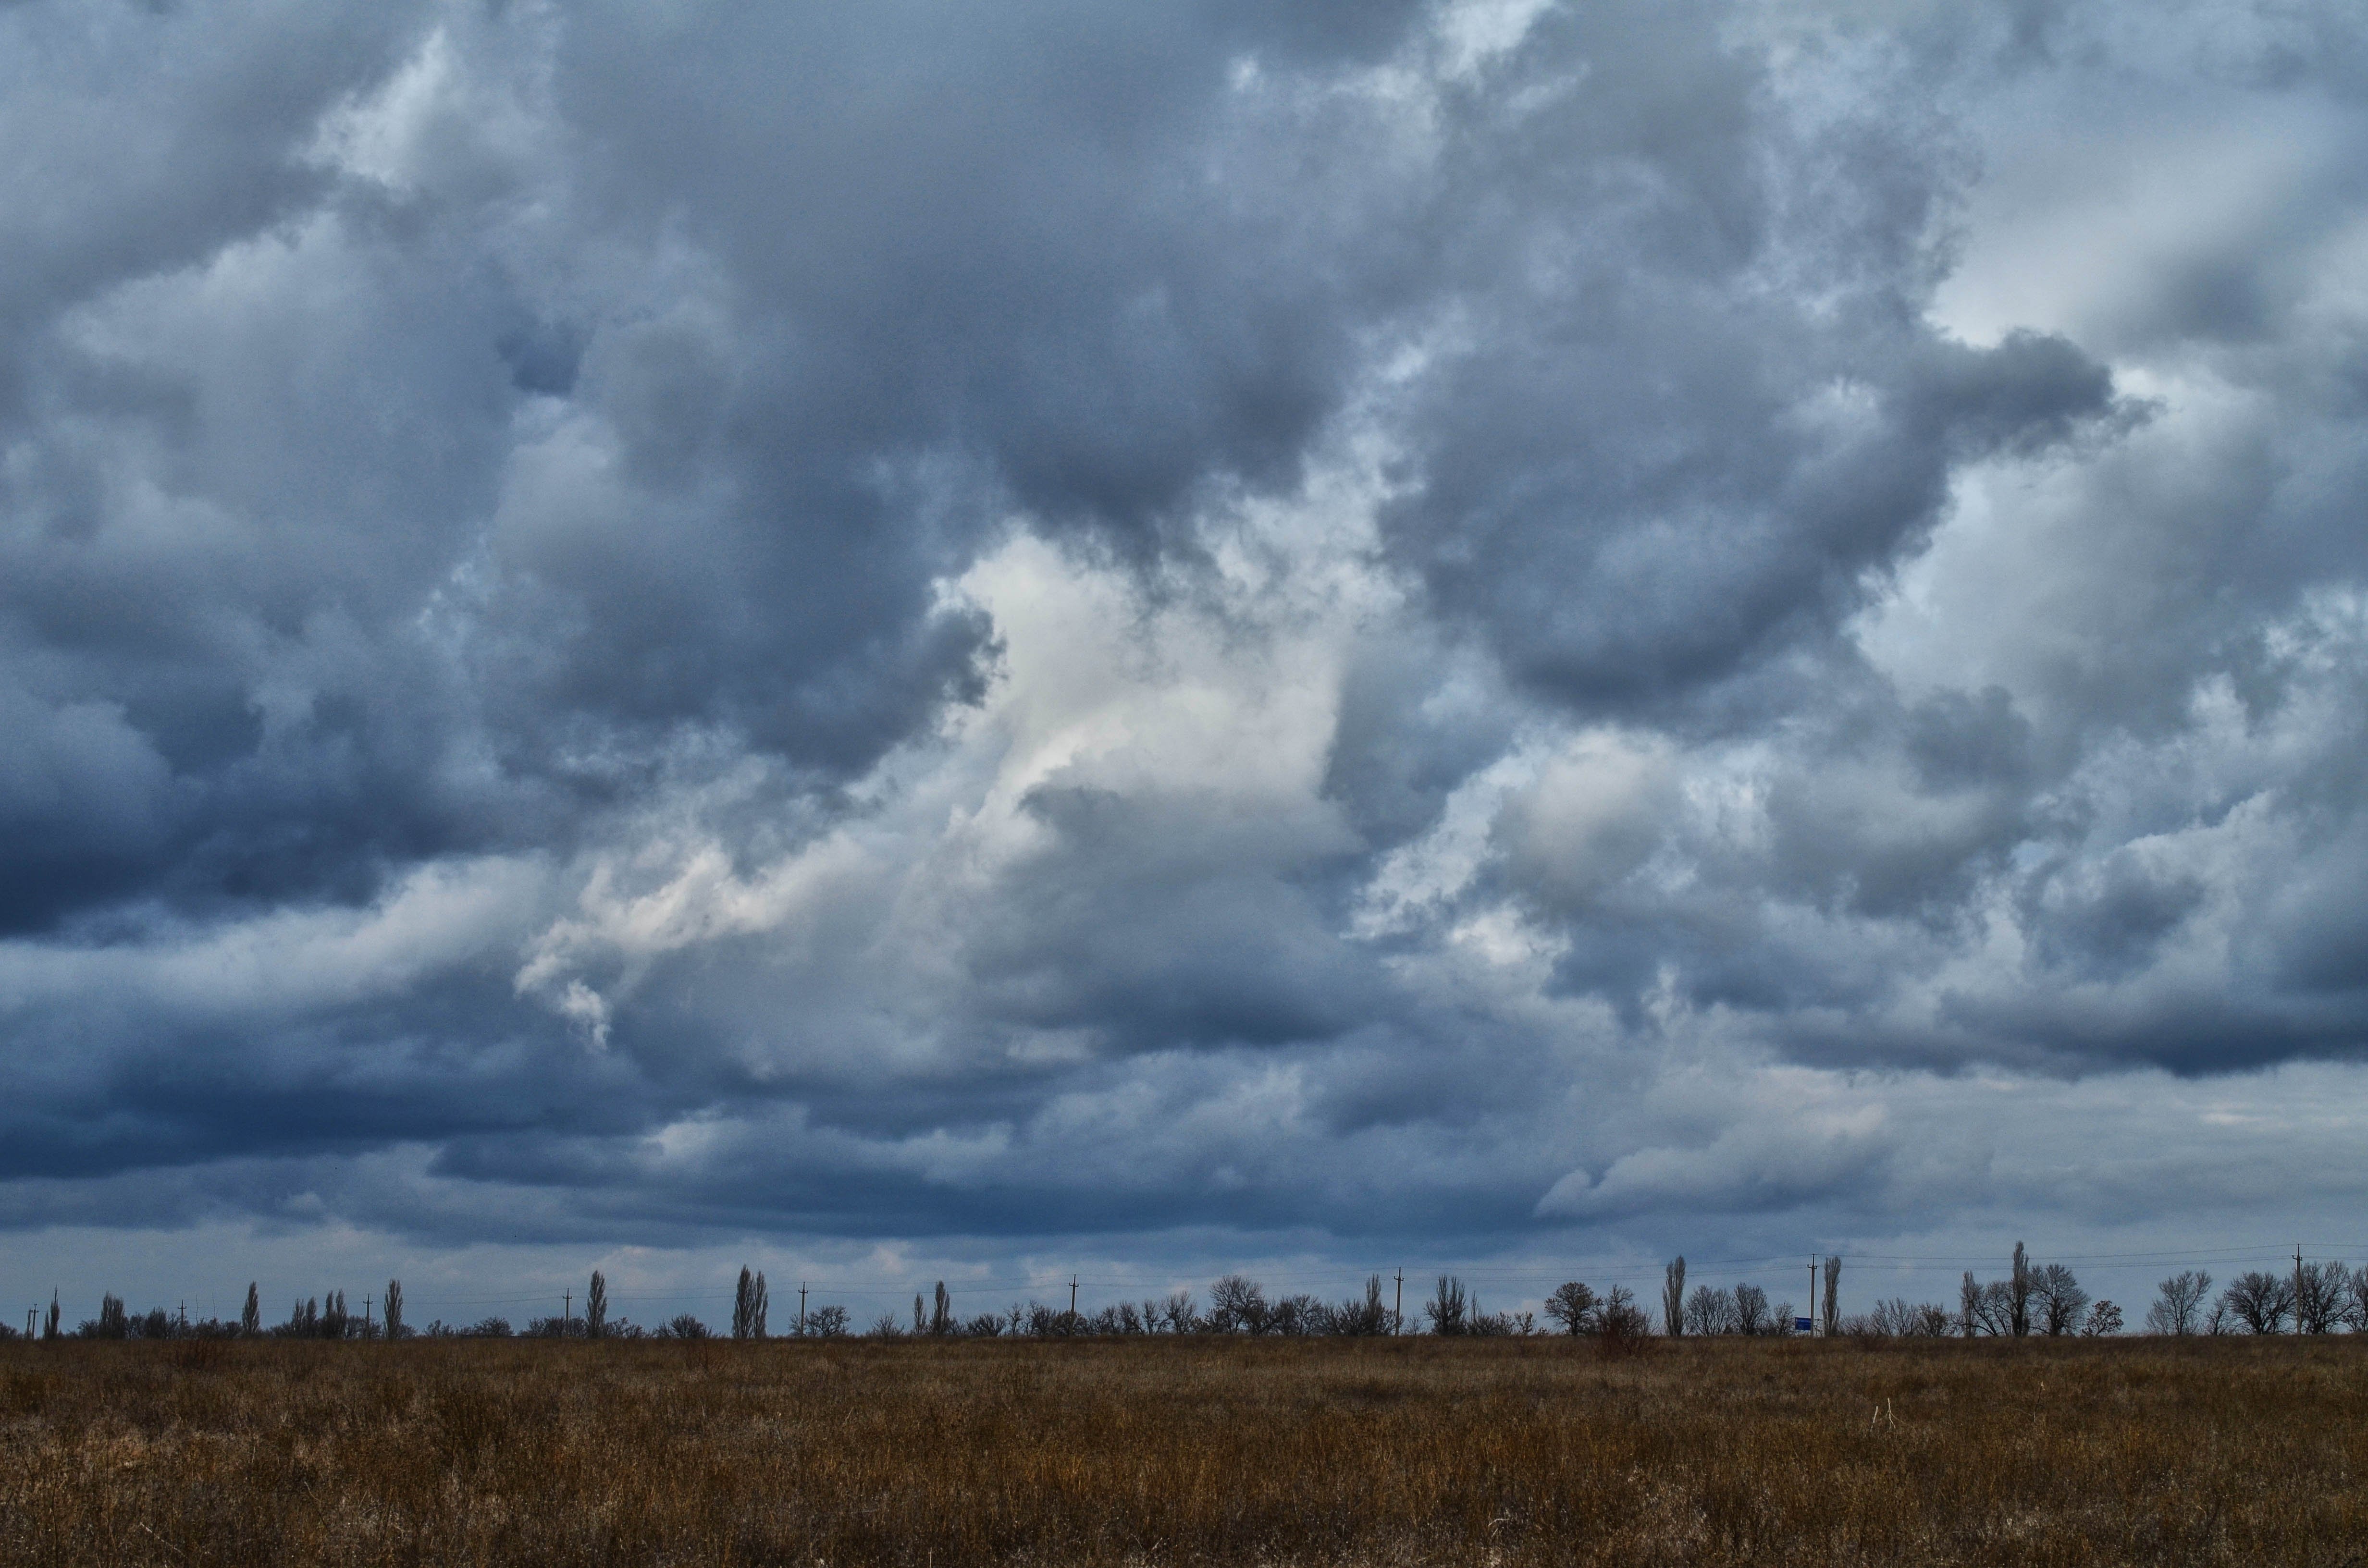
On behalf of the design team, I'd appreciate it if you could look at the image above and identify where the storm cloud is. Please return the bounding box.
[4,0,2368,1313]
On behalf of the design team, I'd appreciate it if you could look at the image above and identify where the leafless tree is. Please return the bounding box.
[1544,1281,1598,1335]
[1692,1286,1732,1335]
[1208,1274,1270,1334]
[1822,1255,1841,1336]
[583,1272,605,1340]
[1425,1275,1468,1335]
[1959,1271,1980,1337]
[1963,1277,2015,1336]
[732,1267,764,1339]
[1160,1290,1197,1334]
[241,1283,261,1337]
[1328,1275,1391,1336]
[2145,1271,2212,1335]
[1684,1285,1735,1336]
[1866,1298,1950,1337]
[2033,1264,2088,1336]
[1600,1285,1651,1343]
[384,1279,406,1341]
[2220,1271,2295,1334]
[1663,1257,1686,1337]
[2294,1261,2350,1335]
[2083,1300,2123,1335]
[1734,1283,1773,1335]
[931,1281,954,1336]
[2009,1243,2031,1338]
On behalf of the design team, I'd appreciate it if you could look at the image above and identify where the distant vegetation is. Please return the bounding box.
[15,1244,2367,1345]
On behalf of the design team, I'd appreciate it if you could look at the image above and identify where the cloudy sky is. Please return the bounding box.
[4,0,2367,1329]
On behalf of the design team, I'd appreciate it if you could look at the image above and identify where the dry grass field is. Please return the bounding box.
[2,1333,2363,1566]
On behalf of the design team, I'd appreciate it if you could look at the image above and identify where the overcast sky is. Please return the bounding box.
[4,0,2367,1330]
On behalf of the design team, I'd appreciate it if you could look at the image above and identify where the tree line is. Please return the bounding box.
[13,1247,2367,1343]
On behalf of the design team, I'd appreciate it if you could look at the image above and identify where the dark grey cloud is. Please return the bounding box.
[3,0,2368,1289]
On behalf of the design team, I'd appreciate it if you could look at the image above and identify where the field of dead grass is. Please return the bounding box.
[1,1333,2362,1565]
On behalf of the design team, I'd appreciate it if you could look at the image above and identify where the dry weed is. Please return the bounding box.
[0,1334,2360,1565]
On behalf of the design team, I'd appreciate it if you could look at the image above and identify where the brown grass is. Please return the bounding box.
[2,1334,2363,1565]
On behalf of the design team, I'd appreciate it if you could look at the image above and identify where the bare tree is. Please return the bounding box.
[732,1267,761,1340]
[1959,1272,1980,1337]
[2145,1271,2212,1335]
[1330,1275,1391,1336]
[2294,1261,2349,1335]
[2032,1263,2089,1336]
[2082,1300,2123,1336]
[1733,1283,1772,1336]
[2009,1243,2031,1338]
[1424,1276,1468,1335]
[241,1282,261,1337]
[2220,1271,2295,1334]
[1161,1291,1197,1334]
[1208,1275,1270,1334]
[1544,1281,1598,1335]
[45,1291,61,1341]
[931,1281,954,1336]
[1662,1257,1686,1337]
[1684,1285,1735,1337]
[1270,1295,1324,1335]
[1962,1278,2015,1336]
[384,1279,405,1342]
[1865,1299,1952,1337]
[1601,1285,1650,1340]
[584,1272,605,1340]
[1822,1255,1841,1336]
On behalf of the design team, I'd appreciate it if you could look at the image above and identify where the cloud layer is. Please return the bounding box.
[4,0,2367,1296]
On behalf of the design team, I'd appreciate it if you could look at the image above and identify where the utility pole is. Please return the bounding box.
[799,1282,808,1338]
[1394,1270,1404,1334]
[1809,1257,1818,1334]
[564,1290,572,1329]
[2297,1243,2305,1335]
[1069,1274,1079,1319]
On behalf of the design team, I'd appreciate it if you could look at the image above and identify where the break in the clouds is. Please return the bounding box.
[4,0,2368,1298]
